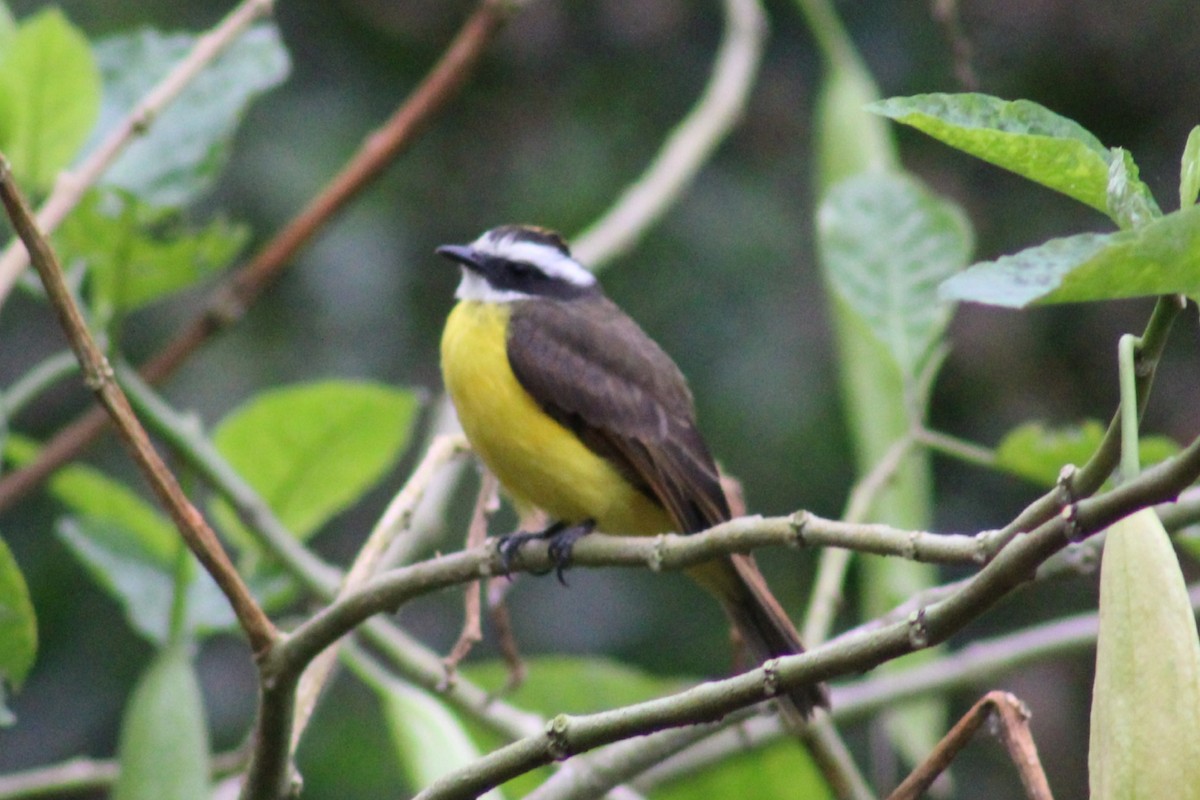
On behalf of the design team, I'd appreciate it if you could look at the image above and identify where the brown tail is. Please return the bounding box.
[688,555,830,722]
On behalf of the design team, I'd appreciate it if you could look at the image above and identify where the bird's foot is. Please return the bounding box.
[498,520,595,585]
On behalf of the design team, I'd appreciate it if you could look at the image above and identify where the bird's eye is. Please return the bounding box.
[510,261,537,278]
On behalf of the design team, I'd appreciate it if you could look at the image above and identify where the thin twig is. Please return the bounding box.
[571,0,767,269]
[0,0,523,514]
[615,584,1200,793]
[0,758,118,800]
[886,691,1051,800]
[0,0,277,306]
[995,295,1183,544]
[281,428,1200,690]
[0,155,276,657]
[930,0,979,92]
[1,350,79,419]
[350,433,1200,800]
[803,434,917,646]
[0,748,249,800]
[486,575,528,691]
[379,434,473,570]
[290,434,469,749]
[443,472,500,677]
[801,713,877,800]
[914,427,997,470]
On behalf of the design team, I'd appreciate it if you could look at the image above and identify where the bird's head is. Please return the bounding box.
[437,225,598,302]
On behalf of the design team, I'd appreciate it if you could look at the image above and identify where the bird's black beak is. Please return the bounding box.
[436,244,481,271]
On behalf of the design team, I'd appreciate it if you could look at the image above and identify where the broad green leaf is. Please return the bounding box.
[213,382,419,542]
[468,657,828,800]
[0,8,100,192]
[813,48,896,190]
[56,516,235,645]
[11,435,284,640]
[467,655,684,716]
[1182,126,1200,209]
[1106,147,1160,230]
[0,6,16,46]
[0,533,37,722]
[463,657,687,797]
[814,36,951,776]
[996,420,1178,486]
[377,677,498,798]
[55,188,248,321]
[114,645,210,800]
[93,24,289,206]
[0,7,15,150]
[870,93,1112,214]
[654,738,832,800]
[1090,509,1200,800]
[44,458,177,563]
[817,171,972,382]
[941,203,1200,307]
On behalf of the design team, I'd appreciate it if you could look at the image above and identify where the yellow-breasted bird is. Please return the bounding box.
[438,224,828,720]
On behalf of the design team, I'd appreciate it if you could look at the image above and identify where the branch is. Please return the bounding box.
[289,434,469,750]
[570,0,767,269]
[280,420,1200,683]
[0,0,522,514]
[594,582,1200,796]
[120,368,544,743]
[407,433,1200,800]
[994,294,1183,543]
[0,748,248,800]
[886,691,1051,800]
[0,758,117,800]
[0,0,276,306]
[0,155,276,656]
[803,434,917,645]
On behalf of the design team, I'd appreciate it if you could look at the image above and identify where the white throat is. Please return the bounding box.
[454,269,531,303]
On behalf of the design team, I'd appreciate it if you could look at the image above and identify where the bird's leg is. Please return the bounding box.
[498,519,596,585]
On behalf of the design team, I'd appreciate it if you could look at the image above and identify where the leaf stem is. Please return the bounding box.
[1118,333,1142,480]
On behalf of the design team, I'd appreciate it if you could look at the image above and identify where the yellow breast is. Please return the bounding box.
[440,300,672,535]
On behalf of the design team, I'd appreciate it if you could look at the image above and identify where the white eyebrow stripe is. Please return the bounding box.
[472,233,597,287]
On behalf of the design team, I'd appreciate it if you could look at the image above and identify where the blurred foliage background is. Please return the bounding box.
[1,0,1198,797]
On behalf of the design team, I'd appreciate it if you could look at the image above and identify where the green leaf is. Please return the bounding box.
[654,738,832,800]
[0,8,100,192]
[0,6,16,47]
[45,458,177,563]
[1181,126,1200,209]
[941,203,1200,307]
[93,24,290,206]
[1106,147,1161,229]
[463,656,687,797]
[813,49,896,190]
[56,516,235,645]
[0,533,37,723]
[817,171,972,382]
[1090,509,1200,800]
[213,382,419,542]
[996,420,1104,485]
[870,93,1112,214]
[377,677,497,798]
[114,645,210,800]
[996,420,1178,486]
[0,7,19,152]
[469,655,685,714]
[55,188,248,321]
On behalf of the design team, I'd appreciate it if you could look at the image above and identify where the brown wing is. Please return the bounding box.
[507,295,730,533]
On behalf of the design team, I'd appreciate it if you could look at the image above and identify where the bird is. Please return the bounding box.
[437,224,828,721]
